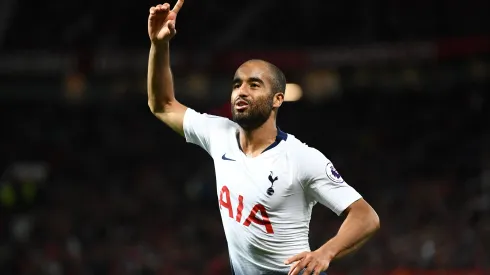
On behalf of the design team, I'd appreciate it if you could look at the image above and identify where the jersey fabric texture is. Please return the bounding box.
[183,108,362,275]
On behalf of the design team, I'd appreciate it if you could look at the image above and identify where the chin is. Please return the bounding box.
[233,116,266,131]
[231,110,246,120]
[231,115,248,125]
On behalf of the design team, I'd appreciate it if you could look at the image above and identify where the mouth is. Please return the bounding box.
[234,99,249,111]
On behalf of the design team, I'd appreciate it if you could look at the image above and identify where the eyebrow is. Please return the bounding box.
[232,77,265,85]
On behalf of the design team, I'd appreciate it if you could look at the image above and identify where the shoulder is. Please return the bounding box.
[284,135,338,183]
[183,108,239,154]
[285,134,328,164]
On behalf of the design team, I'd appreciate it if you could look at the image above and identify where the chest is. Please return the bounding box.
[214,152,301,210]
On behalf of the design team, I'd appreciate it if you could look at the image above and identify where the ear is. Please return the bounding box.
[273,92,284,108]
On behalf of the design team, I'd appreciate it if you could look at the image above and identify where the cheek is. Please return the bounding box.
[230,90,238,102]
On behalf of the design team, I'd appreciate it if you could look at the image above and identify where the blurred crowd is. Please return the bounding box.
[0,75,488,275]
[2,0,489,52]
[1,0,489,274]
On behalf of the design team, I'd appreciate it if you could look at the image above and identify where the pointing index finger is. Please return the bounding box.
[171,0,184,14]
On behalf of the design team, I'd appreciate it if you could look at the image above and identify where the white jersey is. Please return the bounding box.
[183,108,362,275]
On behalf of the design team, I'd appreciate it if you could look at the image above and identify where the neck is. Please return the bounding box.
[239,118,277,157]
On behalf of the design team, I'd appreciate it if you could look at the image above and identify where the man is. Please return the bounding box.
[147,1,380,274]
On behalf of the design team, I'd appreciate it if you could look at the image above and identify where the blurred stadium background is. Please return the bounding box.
[0,0,489,274]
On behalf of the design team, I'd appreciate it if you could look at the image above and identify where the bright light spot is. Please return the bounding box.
[284,83,303,102]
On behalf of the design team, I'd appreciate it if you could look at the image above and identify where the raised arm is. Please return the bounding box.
[147,0,187,136]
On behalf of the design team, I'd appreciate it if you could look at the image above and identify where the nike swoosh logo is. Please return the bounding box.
[222,153,236,161]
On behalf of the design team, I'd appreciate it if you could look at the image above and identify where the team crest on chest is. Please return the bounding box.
[267,171,278,196]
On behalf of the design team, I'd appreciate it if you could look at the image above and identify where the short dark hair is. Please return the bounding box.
[247,59,286,94]
[266,62,286,95]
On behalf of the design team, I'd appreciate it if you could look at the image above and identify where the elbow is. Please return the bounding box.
[360,200,380,234]
[148,96,178,114]
[148,101,157,113]
[347,199,380,234]
[148,100,164,114]
[370,209,381,234]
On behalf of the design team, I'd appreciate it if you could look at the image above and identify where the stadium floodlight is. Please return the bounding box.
[284,83,303,102]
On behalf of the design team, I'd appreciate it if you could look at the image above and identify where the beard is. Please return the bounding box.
[231,95,274,131]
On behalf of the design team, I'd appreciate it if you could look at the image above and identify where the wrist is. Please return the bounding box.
[151,40,170,50]
[317,242,339,261]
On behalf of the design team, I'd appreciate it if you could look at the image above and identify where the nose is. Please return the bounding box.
[237,84,250,98]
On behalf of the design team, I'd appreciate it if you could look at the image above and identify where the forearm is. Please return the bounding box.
[319,202,380,260]
[147,42,175,112]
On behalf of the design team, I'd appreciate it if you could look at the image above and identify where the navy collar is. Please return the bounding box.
[236,128,288,154]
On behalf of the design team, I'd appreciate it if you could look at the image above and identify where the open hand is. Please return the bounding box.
[148,0,184,44]
[284,250,332,275]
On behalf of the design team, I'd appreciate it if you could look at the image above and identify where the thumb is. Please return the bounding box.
[167,20,177,37]
[284,252,307,265]
[167,20,176,31]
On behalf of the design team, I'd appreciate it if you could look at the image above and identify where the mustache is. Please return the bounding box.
[234,98,251,105]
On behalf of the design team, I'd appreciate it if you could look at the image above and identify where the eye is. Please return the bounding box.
[250,83,260,88]
[233,83,240,89]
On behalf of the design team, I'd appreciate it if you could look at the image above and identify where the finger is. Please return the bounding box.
[288,265,300,275]
[303,262,318,275]
[149,6,156,14]
[154,4,168,13]
[319,262,330,274]
[285,252,307,265]
[168,20,175,29]
[287,262,300,275]
[289,266,302,275]
[171,0,185,14]
[312,266,322,275]
[167,20,177,35]
[290,259,311,275]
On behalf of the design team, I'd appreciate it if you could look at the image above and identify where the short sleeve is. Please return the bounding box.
[299,148,362,216]
[183,108,229,155]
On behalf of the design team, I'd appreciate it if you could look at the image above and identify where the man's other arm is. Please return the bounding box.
[319,198,380,260]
